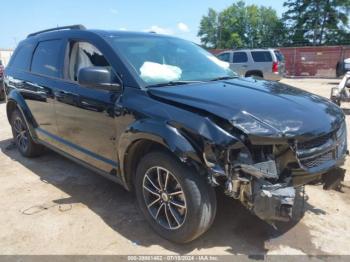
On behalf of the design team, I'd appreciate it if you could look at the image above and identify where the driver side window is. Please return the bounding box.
[68,41,111,82]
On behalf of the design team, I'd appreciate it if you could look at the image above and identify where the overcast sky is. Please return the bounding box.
[0,0,284,49]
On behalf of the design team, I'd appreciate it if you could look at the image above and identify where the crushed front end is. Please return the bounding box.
[206,120,347,223]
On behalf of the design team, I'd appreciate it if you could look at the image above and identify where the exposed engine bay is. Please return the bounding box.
[204,121,347,223]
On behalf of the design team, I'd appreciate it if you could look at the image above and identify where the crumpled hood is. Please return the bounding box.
[148,78,344,138]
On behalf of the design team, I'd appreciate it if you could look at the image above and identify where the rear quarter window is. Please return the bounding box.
[274,51,285,62]
[9,42,35,71]
[251,51,272,62]
[31,40,62,78]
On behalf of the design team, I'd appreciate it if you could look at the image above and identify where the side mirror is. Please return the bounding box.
[78,67,121,91]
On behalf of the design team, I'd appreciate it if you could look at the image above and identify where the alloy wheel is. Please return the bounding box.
[13,117,29,152]
[142,166,187,230]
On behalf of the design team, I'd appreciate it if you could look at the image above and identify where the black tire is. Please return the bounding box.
[0,87,4,101]
[135,151,217,243]
[10,109,45,157]
[246,72,263,78]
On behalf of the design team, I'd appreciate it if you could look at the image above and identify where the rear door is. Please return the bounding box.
[6,39,64,141]
[231,51,249,76]
[250,51,273,74]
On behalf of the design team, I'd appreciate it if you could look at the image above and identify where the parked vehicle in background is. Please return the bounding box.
[4,25,347,243]
[0,59,5,100]
[331,71,350,106]
[217,49,285,81]
[336,58,350,78]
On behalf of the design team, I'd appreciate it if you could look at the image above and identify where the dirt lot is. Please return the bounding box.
[0,78,350,255]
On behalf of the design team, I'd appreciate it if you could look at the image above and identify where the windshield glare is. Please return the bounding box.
[106,35,237,86]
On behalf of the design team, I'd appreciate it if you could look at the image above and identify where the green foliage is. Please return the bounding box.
[283,0,350,45]
[198,1,286,48]
[198,0,350,48]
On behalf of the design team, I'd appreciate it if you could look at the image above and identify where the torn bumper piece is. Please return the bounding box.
[227,161,296,222]
[253,183,296,222]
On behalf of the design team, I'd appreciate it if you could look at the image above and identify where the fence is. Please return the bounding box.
[279,46,350,78]
[210,46,350,78]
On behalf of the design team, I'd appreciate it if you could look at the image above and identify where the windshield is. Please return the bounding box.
[105,35,237,86]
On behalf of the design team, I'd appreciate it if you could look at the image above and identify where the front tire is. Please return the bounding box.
[135,151,217,243]
[10,109,45,157]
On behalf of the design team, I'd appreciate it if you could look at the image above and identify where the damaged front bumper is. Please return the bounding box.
[224,160,346,223]
[209,121,348,223]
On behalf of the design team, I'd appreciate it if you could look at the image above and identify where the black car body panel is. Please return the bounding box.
[149,78,344,140]
[4,27,347,224]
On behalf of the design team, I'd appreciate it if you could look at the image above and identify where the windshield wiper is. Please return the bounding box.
[146,80,203,88]
[209,76,238,82]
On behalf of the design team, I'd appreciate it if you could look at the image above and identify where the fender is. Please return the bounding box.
[118,118,203,186]
[6,88,39,141]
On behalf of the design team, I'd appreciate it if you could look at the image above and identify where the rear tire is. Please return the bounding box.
[245,72,263,78]
[135,151,217,243]
[0,87,4,101]
[10,109,45,157]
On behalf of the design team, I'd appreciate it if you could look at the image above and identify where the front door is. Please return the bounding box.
[54,41,121,173]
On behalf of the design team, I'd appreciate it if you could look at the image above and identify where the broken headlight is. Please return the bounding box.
[230,111,280,136]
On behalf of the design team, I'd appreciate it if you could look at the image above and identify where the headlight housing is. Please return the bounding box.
[230,111,280,136]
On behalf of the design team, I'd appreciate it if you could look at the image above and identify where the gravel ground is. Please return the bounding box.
[0,78,349,255]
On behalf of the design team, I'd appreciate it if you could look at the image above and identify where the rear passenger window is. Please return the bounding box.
[232,52,248,63]
[31,40,62,78]
[217,53,230,62]
[9,42,35,71]
[251,51,272,62]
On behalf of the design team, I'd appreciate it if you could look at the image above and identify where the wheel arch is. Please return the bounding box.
[6,91,38,140]
[245,70,264,78]
[118,120,204,191]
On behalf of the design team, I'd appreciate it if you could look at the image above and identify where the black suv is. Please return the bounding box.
[4,25,347,243]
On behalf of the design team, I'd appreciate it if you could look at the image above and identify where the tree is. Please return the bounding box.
[198,1,286,49]
[283,0,350,46]
[197,8,220,48]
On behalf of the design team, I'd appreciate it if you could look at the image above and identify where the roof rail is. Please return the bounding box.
[27,24,86,38]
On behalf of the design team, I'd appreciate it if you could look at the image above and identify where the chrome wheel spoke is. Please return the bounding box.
[169,190,183,196]
[164,171,169,191]
[157,167,163,190]
[143,185,160,197]
[145,175,161,192]
[14,120,22,133]
[164,204,172,229]
[170,200,186,209]
[147,197,161,208]
[155,203,165,219]
[168,204,181,226]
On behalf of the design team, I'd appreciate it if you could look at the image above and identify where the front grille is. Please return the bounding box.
[300,151,333,169]
[295,122,347,170]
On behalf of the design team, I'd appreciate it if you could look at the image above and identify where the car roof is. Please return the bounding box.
[226,48,278,52]
[25,26,178,42]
